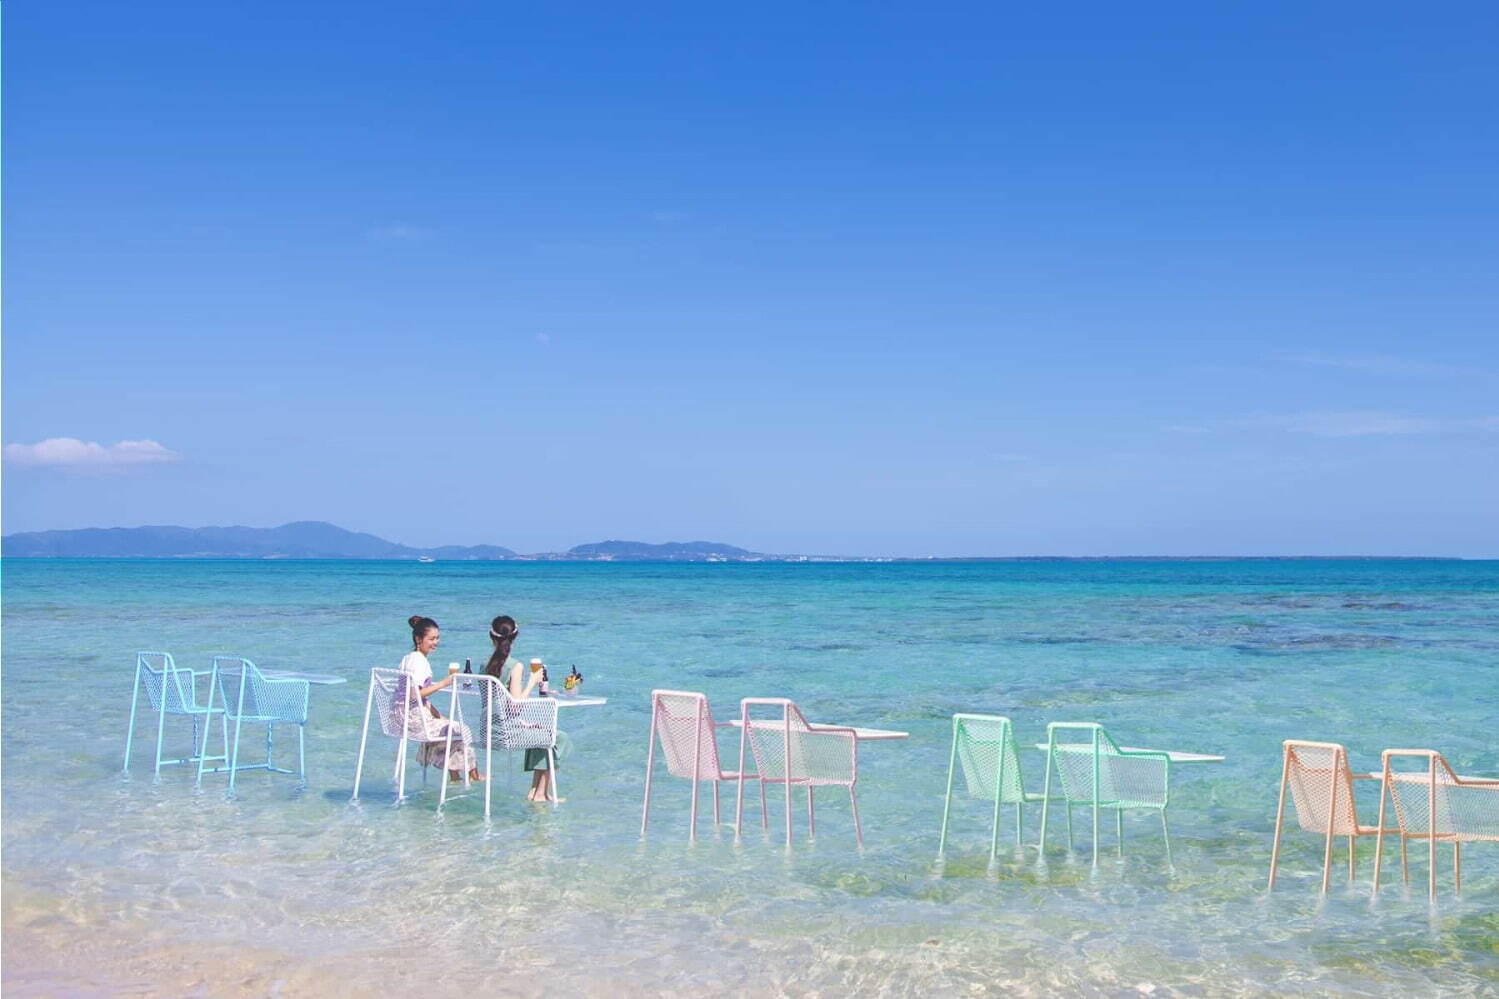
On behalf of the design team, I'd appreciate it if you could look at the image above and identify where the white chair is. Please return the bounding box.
[640,689,751,840]
[736,697,861,846]
[352,667,469,803]
[443,673,560,817]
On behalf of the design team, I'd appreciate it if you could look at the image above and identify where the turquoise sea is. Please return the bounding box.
[3,558,1497,996]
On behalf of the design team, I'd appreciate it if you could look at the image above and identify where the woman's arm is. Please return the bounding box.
[507,660,541,699]
[417,673,452,699]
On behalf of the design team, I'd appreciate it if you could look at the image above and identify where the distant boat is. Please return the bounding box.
[417,555,435,563]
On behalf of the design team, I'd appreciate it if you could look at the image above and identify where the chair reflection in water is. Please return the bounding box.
[736,697,861,846]
[197,656,310,792]
[122,651,227,776]
[640,690,750,841]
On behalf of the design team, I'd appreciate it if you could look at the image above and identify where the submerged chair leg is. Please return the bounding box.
[989,747,1006,868]
[1117,810,1124,856]
[713,780,722,827]
[1015,801,1024,847]
[1161,810,1173,866]
[937,723,959,857]
[123,668,142,772]
[1455,842,1462,893]
[806,786,815,838]
[298,726,306,782]
[849,787,863,848]
[352,681,375,801]
[641,706,659,836]
[1268,749,1291,890]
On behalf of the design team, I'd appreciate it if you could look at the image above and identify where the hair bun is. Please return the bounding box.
[408,614,424,629]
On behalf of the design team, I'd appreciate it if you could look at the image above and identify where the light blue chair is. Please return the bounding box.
[1037,722,1172,865]
[123,651,227,776]
[198,656,310,792]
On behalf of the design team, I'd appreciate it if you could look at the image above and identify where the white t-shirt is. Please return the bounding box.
[399,650,434,691]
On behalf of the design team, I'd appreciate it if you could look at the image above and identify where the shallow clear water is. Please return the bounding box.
[3,558,1498,996]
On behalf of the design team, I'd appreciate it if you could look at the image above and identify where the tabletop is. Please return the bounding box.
[1034,743,1225,763]
[728,719,909,741]
[262,670,347,686]
[547,694,607,708]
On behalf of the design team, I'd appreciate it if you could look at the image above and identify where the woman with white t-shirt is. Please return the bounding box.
[399,614,481,783]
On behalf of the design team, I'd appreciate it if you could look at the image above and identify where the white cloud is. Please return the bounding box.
[3,437,181,469]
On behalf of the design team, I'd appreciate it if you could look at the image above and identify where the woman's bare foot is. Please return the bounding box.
[468,769,486,783]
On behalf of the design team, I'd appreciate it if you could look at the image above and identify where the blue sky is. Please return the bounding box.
[5,2,1497,556]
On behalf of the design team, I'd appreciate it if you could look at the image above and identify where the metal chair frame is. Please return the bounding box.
[735,697,861,847]
[1038,722,1172,865]
[641,689,753,840]
[441,673,559,817]
[352,667,470,803]
[122,651,227,776]
[197,656,309,792]
[1373,748,1499,900]
[1267,739,1396,893]
[937,713,1046,866]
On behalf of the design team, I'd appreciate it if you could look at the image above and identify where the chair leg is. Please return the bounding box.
[759,779,768,831]
[547,747,560,804]
[1015,801,1024,848]
[1117,809,1124,856]
[938,725,959,857]
[123,669,142,772]
[266,723,274,770]
[1454,842,1462,893]
[484,740,494,821]
[1037,746,1055,854]
[689,772,699,842]
[396,737,408,801]
[298,726,306,782]
[1161,810,1173,867]
[1268,750,1291,890]
[849,786,863,848]
[154,700,169,777]
[1401,835,1409,885]
[196,710,216,787]
[352,681,375,801]
[641,707,659,837]
[227,716,244,795]
[1065,804,1074,851]
[806,786,815,838]
[713,780,721,827]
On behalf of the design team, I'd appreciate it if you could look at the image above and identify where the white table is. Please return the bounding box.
[263,670,347,686]
[730,719,908,740]
[1034,743,1224,763]
[547,693,607,708]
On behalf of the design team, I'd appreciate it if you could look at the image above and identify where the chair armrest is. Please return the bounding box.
[1114,748,1171,764]
[1352,774,1380,781]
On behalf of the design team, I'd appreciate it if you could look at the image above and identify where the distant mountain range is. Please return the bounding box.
[0,521,763,561]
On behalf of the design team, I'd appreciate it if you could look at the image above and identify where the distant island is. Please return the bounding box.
[0,521,767,561]
[0,522,1470,561]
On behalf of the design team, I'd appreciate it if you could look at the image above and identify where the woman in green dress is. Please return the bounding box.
[482,614,570,802]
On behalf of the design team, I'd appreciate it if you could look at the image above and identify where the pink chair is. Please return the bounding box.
[735,698,861,847]
[1374,749,1499,899]
[640,690,754,840]
[1267,739,1394,892]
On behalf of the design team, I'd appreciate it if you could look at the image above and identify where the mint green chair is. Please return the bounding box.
[937,713,1045,866]
[1037,722,1172,865]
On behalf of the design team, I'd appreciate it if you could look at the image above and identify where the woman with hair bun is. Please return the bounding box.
[399,614,482,784]
[483,614,569,802]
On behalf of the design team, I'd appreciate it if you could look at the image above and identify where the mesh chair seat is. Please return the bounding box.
[1039,723,1173,865]
[736,698,863,846]
[197,657,311,792]
[938,714,1046,864]
[642,690,744,841]
[1374,749,1499,899]
[123,652,227,775]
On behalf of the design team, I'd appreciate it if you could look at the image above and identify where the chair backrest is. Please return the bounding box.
[1047,723,1168,808]
[741,698,856,787]
[135,651,199,713]
[952,714,1027,803]
[214,657,307,724]
[368,667,446,741]
[1281,740,1361,835]
[1382,749,1499,843]
[649,690,725,780]
[463,674,558,751]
